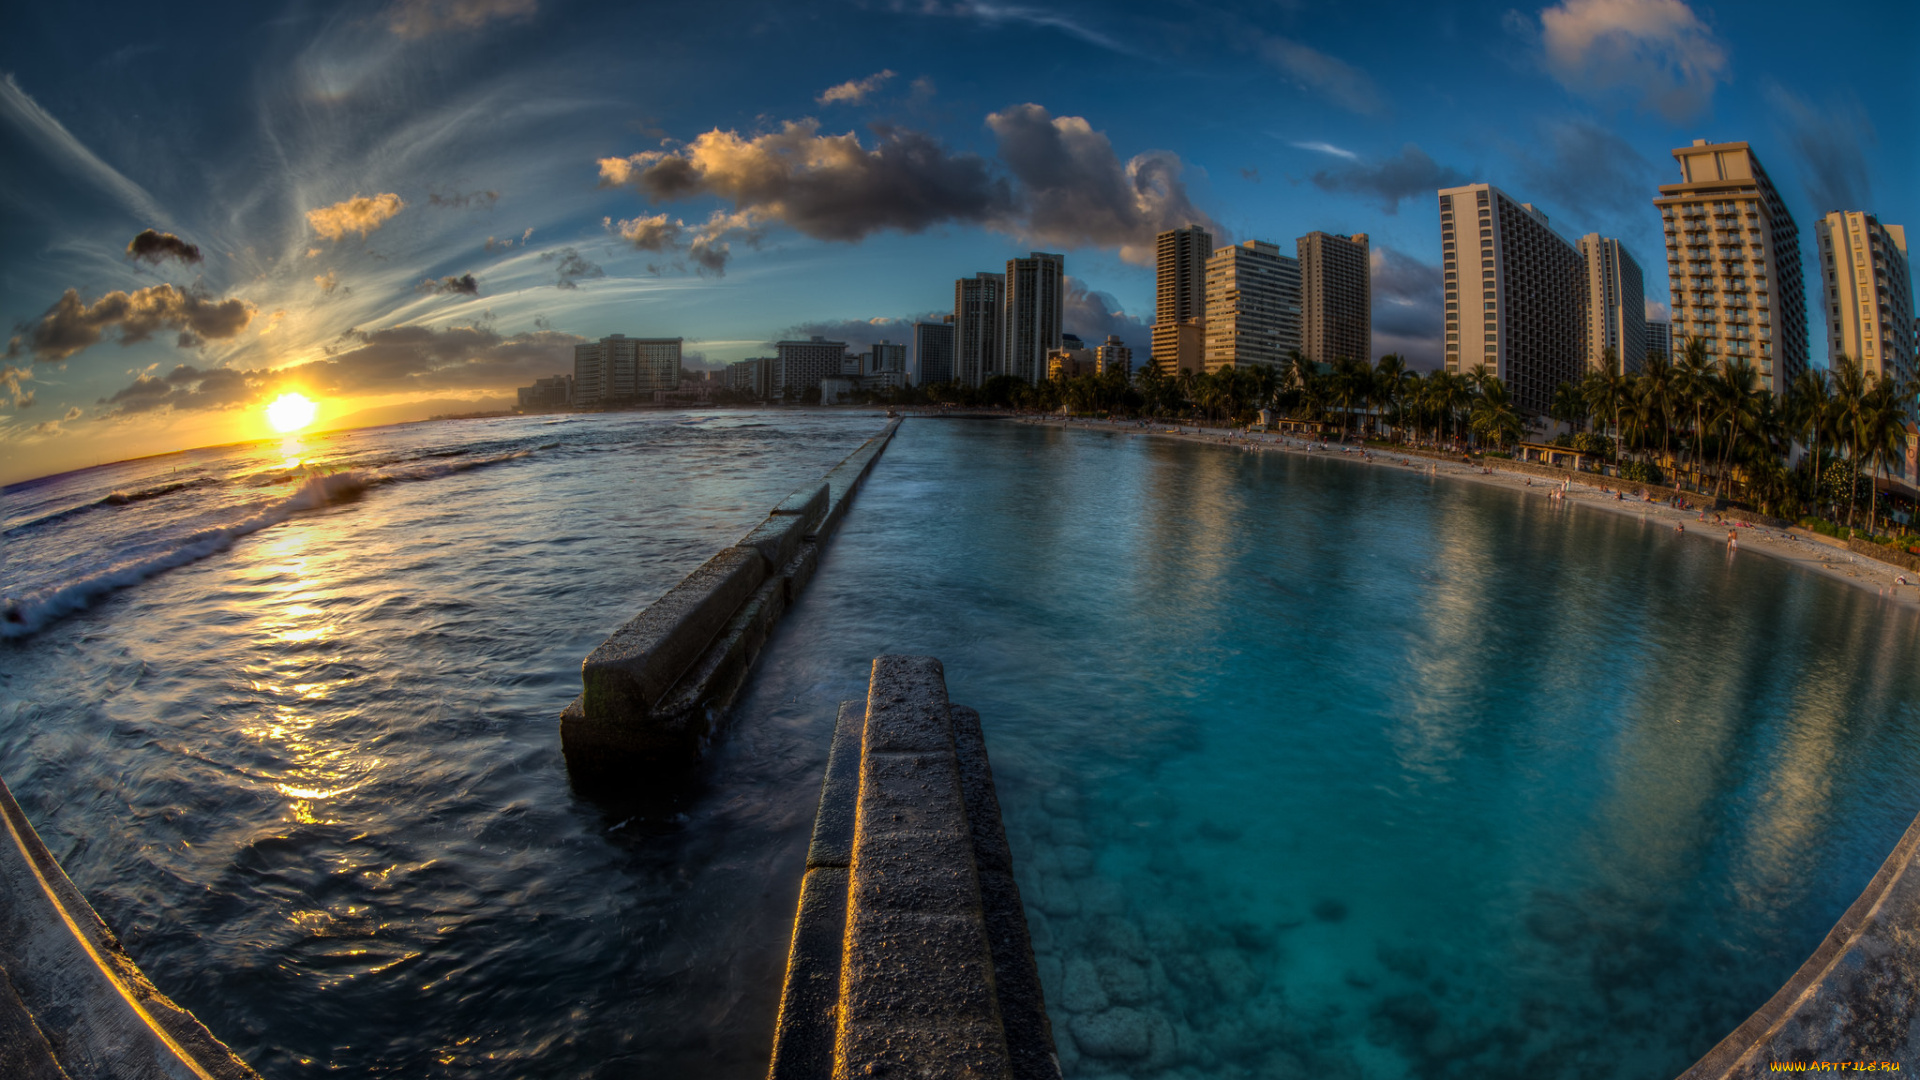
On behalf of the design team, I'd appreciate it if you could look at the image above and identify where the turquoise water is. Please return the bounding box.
[746,418,1920,1079]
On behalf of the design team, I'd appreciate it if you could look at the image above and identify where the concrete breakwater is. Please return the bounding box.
[770,656,1059,1079]
[561,419,900,790]
[0,777,261,1080]
[1680,807,1920,1077]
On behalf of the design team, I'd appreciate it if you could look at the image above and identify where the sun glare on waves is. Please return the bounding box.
[267,393,318,433]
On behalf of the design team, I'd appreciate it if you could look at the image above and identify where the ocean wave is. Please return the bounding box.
[3,477,220,537]
[1,450,531,639]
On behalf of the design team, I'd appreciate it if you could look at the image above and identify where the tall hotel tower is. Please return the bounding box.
[1202,240,1301,372]
[1577,235,1648,374]
[1653,140,1808,395]
[1152,226,1212,374]
[1814,212,1914,394]
[952,272,1005,387]
[1004,253,1065,384]
[1297,232,1371,365]
[1438,184,1584,415]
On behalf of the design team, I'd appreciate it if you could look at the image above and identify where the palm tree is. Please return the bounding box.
[1829,354,1870,527]
[1550,380,1587,437]
[1373,354,1409,442]
[1672,336,1714,488]
[1858,374,1908,535]
[1470,376,1523,450]
[1788,367,1834,502]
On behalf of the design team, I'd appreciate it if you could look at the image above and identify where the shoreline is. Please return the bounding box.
[1017,415,1920,613]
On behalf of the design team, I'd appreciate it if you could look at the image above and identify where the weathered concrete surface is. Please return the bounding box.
[768,657,1061,1080]
[0,777,261,1080]
[1680,809,1920,1078]
[562,420,898,789]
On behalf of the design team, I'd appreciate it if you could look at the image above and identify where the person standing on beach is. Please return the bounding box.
[1728,529,1738,551]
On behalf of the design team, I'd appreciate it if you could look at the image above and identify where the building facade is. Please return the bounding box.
[774,337,848,400]
[517,374,572,410]
[726,358,775,399]
[1153,226,1213,373]
[572,335,682,405]
[1815,211,1915,394]
[1438,184,1584,415]
[1654,139,1809,396]
[1095,336,1132,377]
[912,320,955,386]
[867,341,907,377]
[1202,240,1301,372]
[1646,321,1672,361]
[1046,347,1096,379]
[1004,253,1065,384]
[1577,234,1648,375]
[953,272,1005,387]
[1297,232,1370,365]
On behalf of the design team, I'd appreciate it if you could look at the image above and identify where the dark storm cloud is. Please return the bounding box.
[599,119,1016,244]
[1062,277,1150,351]
[1370,246,1444,369]
[1769,87,1875,215]
[986,103,1222,263]
[126,229,203,265]
[1515,120,1660,224]
[92,326,586,417]
[418,273,480,295]
[1309,144,1468,215]
[540,247,603,289]
[8,285,255,362]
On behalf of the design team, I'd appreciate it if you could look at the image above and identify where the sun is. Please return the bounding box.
[266,393,318,434]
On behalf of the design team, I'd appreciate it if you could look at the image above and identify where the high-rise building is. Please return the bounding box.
[1297,232,1370,365]
[1046,346,1096,379]
[1815,212,1915,394]
[1654,139,1808,395]
[1577,235,1648,375]
[953,272,1005,387]
[1095,336,1132,377]
[868,340,908,376]
[1004,252,1065,384]
[774,336,847,400]
[1202,240,1301,372]
[725,358,774,398]
[1153,226,1213,372]
[1438,184,1584,415]
[572,335,682,405]
[912,321,955,386]
[1646,320,1672,360]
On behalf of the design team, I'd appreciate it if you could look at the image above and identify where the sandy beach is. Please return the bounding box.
[1020,415,1920,612]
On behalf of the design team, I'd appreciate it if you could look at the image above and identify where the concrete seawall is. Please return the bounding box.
[769,656,1060,1080]
[0,777,261,1080]
[1679,808,1920,1077]
[561,419,901,791]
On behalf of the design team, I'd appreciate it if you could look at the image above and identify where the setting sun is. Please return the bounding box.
[266,393,317,433]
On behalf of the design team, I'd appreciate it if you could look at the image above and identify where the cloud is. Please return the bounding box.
[1515,120,1659,222]
[30,419,67,435]
[818,70,896,106]
[2,365,32,409]
[126,229,203,265]
[418,273,480,295]
[1537,0,1728,121]
[307,193,406,241]
[94,326,586,417]
[484,227,535,251]
[386,0,537,37]
[773,316,935,353]
[0,74,174,229]
[62,405,80,421]
[911,2,1132,54]
[986,103,1221,264]
[1645,297,1670,321]
[1371,246,1444,369]
[1309,144,1468,214]
[1240,166,1260,182]
[606,213,683,252]
[599,119,1015,244]
[1063,277,1150,350]
[315,271,341,295]
[1256,36,1383,114]
[540,247,603,289]
[427,189,499,210]
[1291,140,1359,161]
[9,285,255,362]
[1768,87,1875,215]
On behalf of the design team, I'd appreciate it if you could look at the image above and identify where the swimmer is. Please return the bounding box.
[1676,522,1685,534]
[1727,529,1738,550]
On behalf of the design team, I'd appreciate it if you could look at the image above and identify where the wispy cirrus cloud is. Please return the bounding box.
[385,0,537,38]
[1290,140,1359,161]
[1256,36,1383,115]
[1308,144,1468,214]
[0,74,174,229]
[818,70,896,106]
[904,2,1133,54]
[1767,86,1875,215]
[1533,0,1728,121]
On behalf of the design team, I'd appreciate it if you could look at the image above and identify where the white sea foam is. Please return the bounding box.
[0,450,529,639]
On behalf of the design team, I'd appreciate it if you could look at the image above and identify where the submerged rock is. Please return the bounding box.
[1057,844,1096,878]
[1311,898,1349,922]
[1062,957,1109,1014]
[1096,956,1151,1005]
[1079,877,1127,916]
[1069,1007,1153,1059]
[1204,947,1261,999]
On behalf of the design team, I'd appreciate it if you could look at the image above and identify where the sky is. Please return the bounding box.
[1,0,1914,484]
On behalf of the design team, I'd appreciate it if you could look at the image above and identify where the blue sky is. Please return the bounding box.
[1,0,1914,482]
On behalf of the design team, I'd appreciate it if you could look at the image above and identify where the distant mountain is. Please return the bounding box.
[319,396,516,434]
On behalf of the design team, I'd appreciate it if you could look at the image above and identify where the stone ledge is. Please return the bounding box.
[768,656,1061,1080]
[1679,808,1920,1078]
[0,777,261,1080]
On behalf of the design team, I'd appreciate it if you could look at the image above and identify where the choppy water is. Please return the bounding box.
[3,414,1917,1079]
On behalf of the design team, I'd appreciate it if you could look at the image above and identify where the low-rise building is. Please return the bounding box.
[516,374,572,410]
[1094,336,1132,377]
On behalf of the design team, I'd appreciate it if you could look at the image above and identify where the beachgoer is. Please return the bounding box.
[1727,529,1737,551]
[1676,522,1685,534]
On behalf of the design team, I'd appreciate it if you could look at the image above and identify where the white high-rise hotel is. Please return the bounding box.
[1577,234,1648,375]
[1815,211,1914,392]
[573,334,682,405]
[1202,240,1300,372]
[1653,139,1809,396]
[1438,184,1585,415]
